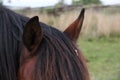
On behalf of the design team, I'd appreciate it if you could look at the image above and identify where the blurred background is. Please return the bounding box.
[1,0,120,80]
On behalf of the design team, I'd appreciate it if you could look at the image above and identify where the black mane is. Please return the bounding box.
[0,6,28,80]
[33,25,88,80]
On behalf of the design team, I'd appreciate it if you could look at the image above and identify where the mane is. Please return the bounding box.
[32,26,89,80]
[0,6,29,80]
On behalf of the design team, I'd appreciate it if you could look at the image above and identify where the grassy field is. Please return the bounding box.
[78,37,120,80]
[16,5,120,38]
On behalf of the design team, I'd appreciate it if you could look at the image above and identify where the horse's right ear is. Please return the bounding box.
[23,16,43,54]
[64,8,85,42]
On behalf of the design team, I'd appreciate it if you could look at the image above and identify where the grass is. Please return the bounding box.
[78,37,120,80]
[17,6,120,38]
[82,9,120,38]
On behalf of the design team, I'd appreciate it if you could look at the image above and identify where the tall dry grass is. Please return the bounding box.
[16,6,120,39]
[83,9,120,39]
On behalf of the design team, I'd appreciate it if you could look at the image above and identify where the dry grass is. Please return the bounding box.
[83,9,120,38]
[16,6,120,39]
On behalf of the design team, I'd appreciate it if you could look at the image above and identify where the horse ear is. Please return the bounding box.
[23,16,43,54]
[64,8,85,42]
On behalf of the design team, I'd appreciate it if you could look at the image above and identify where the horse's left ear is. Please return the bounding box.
[23,16,43,54]
[64,8,85,42]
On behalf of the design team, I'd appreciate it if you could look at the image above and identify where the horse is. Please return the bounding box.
[0,6,29,80]
[18,8,90,80]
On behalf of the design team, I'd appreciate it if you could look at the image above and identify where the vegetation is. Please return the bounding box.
[72,0,101,5]
[78,37,120,80]
[15,6,120,39]
[55,0,65,7]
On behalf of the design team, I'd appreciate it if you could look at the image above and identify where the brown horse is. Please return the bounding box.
[18,8,90,80]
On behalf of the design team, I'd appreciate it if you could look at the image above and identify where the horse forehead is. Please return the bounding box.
[19,57,36,80]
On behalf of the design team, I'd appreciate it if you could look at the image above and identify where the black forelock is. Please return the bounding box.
[33,24,87,80]
[0,6,28,80]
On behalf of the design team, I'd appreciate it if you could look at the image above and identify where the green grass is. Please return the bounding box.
[77,37,120,80]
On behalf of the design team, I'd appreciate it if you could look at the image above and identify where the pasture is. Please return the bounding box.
[14,5,120,80]
[78,37,120,80]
